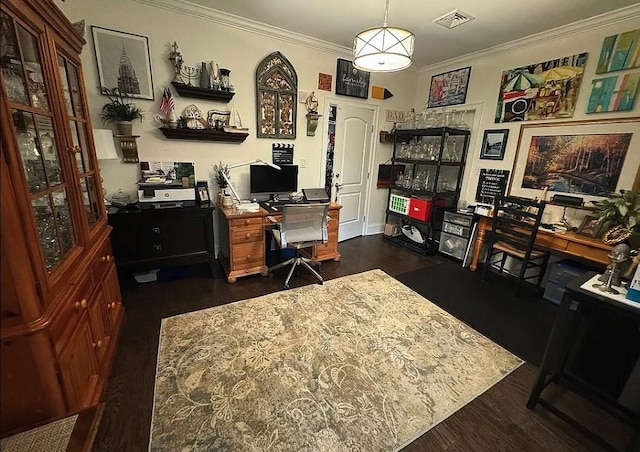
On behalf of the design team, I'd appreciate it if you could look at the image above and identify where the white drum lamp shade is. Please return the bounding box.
[353,0,414,72]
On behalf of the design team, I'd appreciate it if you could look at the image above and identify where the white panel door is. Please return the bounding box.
[332,103,374,241]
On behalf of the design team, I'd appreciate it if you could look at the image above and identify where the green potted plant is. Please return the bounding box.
[212,161,230,204]
[99,87,144,135]
[592,189,640,247]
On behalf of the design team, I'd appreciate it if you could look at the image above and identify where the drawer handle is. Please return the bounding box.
[245,233,251,239]
[75,299,87,310]
[244,219,250,225]
[100,255,112,263]
[154,244,162,251]
[246,254,251,260]
[93,340,103,349]
[151,227,160,234]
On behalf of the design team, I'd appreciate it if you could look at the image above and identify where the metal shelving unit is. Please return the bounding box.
[383,127,470,254]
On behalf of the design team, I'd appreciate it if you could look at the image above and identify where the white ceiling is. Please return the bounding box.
[187,0,639,69]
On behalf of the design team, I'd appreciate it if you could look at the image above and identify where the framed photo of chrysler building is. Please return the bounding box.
[91,26,154,100]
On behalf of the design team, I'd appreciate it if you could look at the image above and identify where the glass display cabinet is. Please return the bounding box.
[384,126,470,254]
[1,0,123,434]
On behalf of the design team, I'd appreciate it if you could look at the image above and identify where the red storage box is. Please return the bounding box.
[408,197,445,221]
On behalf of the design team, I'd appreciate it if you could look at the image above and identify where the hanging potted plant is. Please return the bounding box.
[99,87,144,135]
[592,189,640,247]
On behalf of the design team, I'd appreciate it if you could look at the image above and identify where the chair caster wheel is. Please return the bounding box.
[284,284,290,289]
[268,273,274,278]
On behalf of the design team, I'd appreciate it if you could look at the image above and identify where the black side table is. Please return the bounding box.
[527,271,640,451]
[108,204,216,278]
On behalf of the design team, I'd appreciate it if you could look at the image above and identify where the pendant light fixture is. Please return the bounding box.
[353,0,415,72]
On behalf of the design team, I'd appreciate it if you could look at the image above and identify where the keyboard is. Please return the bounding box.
[259,200,308,212]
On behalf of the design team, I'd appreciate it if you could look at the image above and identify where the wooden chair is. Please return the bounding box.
[268,203,329,289]
[481,196,551,296]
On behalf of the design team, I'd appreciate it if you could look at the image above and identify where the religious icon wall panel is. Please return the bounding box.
[255,51,297,138]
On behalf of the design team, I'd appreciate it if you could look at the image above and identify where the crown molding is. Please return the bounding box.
[417,4,640,76]
[132,0,352,58]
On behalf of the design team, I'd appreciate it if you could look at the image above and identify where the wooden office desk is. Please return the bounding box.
[469,215,612,271]
[217,203,342,283]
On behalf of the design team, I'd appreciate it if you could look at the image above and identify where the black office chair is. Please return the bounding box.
[481,196,551,296]
[268,203,329,289]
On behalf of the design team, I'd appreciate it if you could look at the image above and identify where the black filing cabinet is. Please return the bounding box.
[108,204,216,277]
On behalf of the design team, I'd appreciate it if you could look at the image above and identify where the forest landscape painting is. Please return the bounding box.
[522,133,632,196]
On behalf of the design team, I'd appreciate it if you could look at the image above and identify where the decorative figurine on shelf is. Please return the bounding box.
[168,42,185,84]
[305,91,319,114]
[593,243,631,295]
[208,60,220,90]
[184,104,206,129]
[219,68,231,91]
[180,65,199,87]
[304,91,321,136]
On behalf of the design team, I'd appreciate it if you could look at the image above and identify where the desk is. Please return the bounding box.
[527,272,640,451]
[217,203,342,283]
[469,215,612,271]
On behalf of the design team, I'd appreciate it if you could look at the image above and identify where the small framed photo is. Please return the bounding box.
[91,26,154,100]
[480,129,509,160]
[196,181,210,204]
[576,214,604,237]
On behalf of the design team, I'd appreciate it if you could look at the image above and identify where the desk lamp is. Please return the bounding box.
[221,159,281,212]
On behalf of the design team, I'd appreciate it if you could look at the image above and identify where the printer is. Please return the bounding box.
[137,179,196,208]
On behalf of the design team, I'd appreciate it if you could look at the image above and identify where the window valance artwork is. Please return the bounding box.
[255,52,297,139]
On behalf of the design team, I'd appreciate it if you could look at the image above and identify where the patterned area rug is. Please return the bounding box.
[150,269,522,451]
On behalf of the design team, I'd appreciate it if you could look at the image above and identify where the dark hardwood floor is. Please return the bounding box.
[93,235,634,451]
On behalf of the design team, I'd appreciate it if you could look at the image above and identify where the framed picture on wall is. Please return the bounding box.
[508,118,640,200]
[91,26,154,100]
[427,66,471,108]
[595,29,640,73]
[335,58,369,99]
[480,129,509,160]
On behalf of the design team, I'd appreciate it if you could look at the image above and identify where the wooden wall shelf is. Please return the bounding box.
[171,82,235,102]
[159,127,248,143]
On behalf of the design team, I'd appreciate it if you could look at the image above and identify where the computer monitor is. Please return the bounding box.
[250,164,298,197]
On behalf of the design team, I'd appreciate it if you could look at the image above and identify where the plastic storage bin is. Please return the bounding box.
[408,197,445,222]
[442,221,471,237]
[543,259,597,305]
[439,231,467,260]
[389,194,410,215]
[443,211,473,227]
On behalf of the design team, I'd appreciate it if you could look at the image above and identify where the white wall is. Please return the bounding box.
[57,0,417,233]
[57,0,640,234]
[414,8,640,227]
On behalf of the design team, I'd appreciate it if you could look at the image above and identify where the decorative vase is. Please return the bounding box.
[222,193,233,208]
[116,121,133,136]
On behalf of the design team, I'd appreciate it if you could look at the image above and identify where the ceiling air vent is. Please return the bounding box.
[433,9,475,29]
